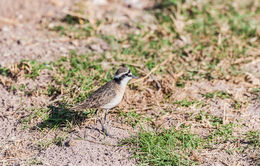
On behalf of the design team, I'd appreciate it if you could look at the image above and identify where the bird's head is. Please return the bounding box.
[114,67,137,85]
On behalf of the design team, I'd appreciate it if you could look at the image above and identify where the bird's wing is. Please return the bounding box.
[71,81,117,111]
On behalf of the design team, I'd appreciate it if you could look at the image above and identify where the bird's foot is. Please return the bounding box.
[101,124,113,137]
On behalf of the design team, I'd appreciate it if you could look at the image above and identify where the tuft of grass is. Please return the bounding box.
[210,123,235,143]
[122,128,203,166]
[119,111,152,128]
[210,115,223,126]
[50,21,94,39]
[245,131,260,149]
[119,111,142,128]
[37,135,67,150]
[37,139,53,150]
[174,99,205,108]
[62,15,83,25]
[18,60,51,79]
[202,91,232,99]
[174,99,198,107]
[123,122,242,165]
[202,92,214,99]
[215,91,232,99]
[52,135,67,147]
[52,25,66,35]
[0,65,12,77]
[27,158,43,165]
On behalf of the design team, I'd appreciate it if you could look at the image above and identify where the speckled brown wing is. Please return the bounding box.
[71,81,117,111]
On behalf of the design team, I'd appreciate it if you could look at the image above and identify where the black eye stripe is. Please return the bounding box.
[115,70,131,79]
[122,71,130,76]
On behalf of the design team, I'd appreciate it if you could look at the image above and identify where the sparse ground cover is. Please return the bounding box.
[0,0,259,165]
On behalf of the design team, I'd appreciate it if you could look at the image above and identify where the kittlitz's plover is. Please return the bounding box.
[72,67,137,136]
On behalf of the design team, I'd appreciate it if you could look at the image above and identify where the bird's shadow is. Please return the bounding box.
[36,102,91,130]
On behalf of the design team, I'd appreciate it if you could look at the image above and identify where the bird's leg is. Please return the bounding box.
[95,109,102,124]
[101,109,111,136]
[104,109,109,125]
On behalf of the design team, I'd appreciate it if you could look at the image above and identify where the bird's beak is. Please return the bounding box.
[131,75,138,79]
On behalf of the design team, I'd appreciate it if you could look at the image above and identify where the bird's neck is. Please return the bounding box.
[114,77,131,88]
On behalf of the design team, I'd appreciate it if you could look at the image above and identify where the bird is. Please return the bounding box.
[71,67,137,136]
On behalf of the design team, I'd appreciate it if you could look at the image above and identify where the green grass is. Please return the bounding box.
[37,135,67,150]
[122,121,257,165]
[0,65,12,77]
[119,111,143,128]
[18,60,51,79]
[173,99,206,108]
[245,131,260,149]
[202,91,232,99]
[202,92,214,99]
[122,128,203,166]
[208,123,236,143]
[174,99,198,107]
[27,159,43,165]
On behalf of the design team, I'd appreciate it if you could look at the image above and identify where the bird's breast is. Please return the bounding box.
[101,85,126,109]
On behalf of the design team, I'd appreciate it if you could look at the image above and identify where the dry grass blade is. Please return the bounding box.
[0,16,19,25]
[131,54,174,84]
[62,9,88,21]
[233,57,255,65]
[144,67,161,90]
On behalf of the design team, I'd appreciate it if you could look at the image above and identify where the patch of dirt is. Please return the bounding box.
[38,124,135,166]
[0,84,38,165]
[0,25,75,65]
[244,58,260,79]
[0,0,74,25]
[0,0,90,66]
[63,0,155,39]
[199,149,258,166]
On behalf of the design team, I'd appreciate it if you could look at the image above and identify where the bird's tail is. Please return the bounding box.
[70,103,87,111]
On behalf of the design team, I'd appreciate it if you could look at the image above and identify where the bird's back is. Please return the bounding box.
[72,80,117,111]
